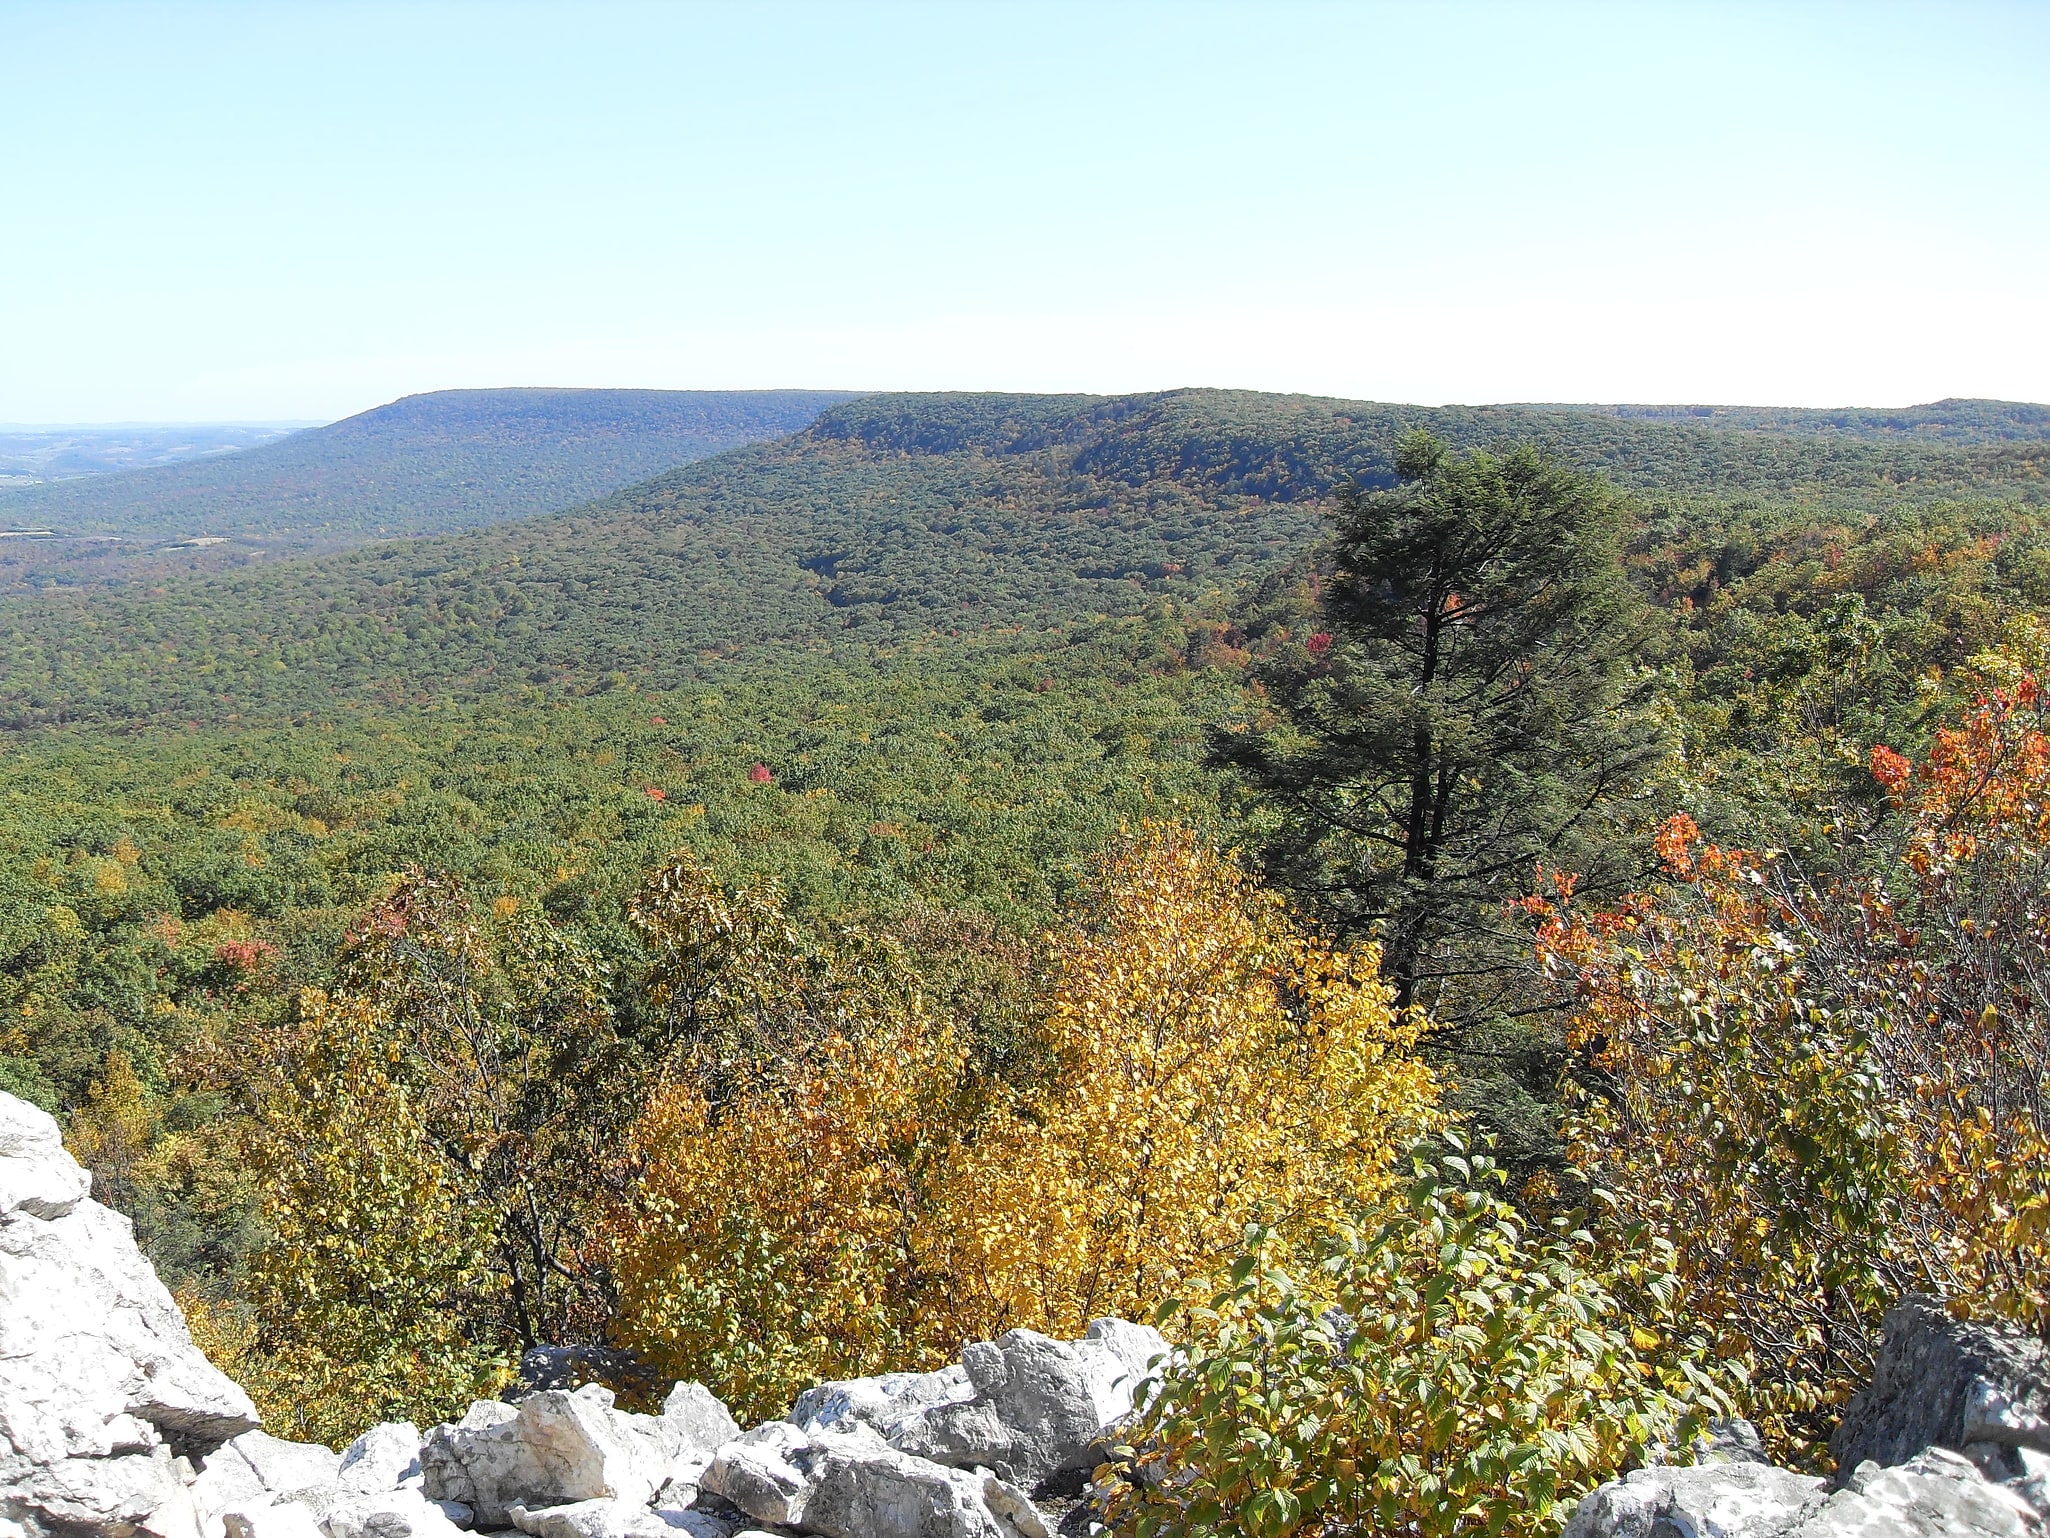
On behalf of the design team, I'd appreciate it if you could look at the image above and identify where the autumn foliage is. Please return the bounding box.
[1529,680,2050,1461]
[605,823,1439,1421]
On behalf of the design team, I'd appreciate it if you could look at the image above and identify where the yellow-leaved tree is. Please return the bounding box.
[927,822,1441,1336]
[606,824,1440,1421]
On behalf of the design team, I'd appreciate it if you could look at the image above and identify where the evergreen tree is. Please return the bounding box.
[1213,430,1660,1024]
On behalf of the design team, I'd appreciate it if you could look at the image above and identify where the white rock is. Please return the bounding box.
[658,1387,738,1466]
[221,1504,325,1538]
[788,1369,974,1443]
[0,1093,259,1538]
[1561,1460,1828,1538]
[321,1486,468,1538]
[699,1425,813,1530]
[197,1434,342,1517]
[336,1426,422,1498]
[1792,1449,2043,1537]
[0,1091,92,1221]
[420,1388,668,1529]
[702,1422,1044,1538]
[882,1321,1172,1489]
[1968,1381,2050,1455]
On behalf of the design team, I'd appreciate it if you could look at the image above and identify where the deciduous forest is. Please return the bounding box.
[6,388,2049,1537]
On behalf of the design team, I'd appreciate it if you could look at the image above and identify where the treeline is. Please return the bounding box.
[2,389,2045,727]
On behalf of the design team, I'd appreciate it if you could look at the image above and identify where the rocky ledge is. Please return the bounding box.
[9,1087,2050,1538]
[0,1092,1161,1538]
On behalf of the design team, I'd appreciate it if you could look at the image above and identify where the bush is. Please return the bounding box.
[1108,1141,1728,1538]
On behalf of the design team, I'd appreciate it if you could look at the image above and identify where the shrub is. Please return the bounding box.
[1530,680,2050,1461]
[1109,1141,1726,1538]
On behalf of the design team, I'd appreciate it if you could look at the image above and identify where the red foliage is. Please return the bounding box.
[650,716,668,726]
[748,763,773,784]
[214,939,278,972]
[1305,631,1334,658]
[1870,744,1912,795]
[644,786,667,801]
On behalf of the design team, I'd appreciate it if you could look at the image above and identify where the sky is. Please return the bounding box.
[2,0,2045,423]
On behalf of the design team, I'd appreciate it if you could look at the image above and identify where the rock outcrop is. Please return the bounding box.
[789,1322,1170,1493]
[1567,1299,2050,1538]
[0,1090,260,1538]
[1833,1297,2050,1474]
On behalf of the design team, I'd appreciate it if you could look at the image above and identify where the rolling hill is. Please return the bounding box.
[0,387,861,589]
[1,387,2046,729]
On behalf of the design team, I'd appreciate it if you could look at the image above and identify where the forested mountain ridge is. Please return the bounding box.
[1,386,2044,727]
[1514,396,2050,443]
[0,387,860,587]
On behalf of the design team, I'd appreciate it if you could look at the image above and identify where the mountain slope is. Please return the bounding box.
[1512,397,2050,443]
[2,387,2044,727]
[0,388,861,580]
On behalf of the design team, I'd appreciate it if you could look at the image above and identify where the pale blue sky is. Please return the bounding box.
[3,0,2045,421]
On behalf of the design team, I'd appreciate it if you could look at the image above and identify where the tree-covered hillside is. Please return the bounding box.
[1516,397,2050,443]
[0,387,860,589]
[4,387,2043,727]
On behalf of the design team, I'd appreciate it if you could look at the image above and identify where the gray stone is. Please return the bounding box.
[658,1388,738,1467]
[0,1092,259,1538]
[1561,1460,1827,1538]
[421,1389,668,1529]
[1791,1449,2042,1538]
[336,1426,422,1499]
[1697,1420,1774,1467]
[1832,1298,2050,1472]
[700,1425,1046,1538]
[887,1322,1170,1490]
[195,1435,341,1519]
[319,1488,467,1538]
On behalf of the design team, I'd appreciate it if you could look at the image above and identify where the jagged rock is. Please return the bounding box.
[1694,1419,1773,1466]
[788,1370,974,1445]
[320,1486,469,1538]
[1794,1448,2043,1537]
[0,1091,260,1538]
[193,1434,341,1519]
[658,1388,738,1470]
[790,1321,1169,1492]
[700,1423,1046,1538]
[421,1384,718,1529]
[1561,1459,1829,1538]
[335,1426,421,1499]
[1566,1426,2050,1538]
[221,1504,325,1538]
[1833,1297,2050,1472]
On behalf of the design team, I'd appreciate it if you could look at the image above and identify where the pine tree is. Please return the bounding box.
[1212,430,1660,1025]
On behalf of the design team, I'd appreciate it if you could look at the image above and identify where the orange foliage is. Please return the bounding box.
[1531,681,2050,1461]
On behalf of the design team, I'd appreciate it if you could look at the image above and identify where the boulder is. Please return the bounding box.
[790,1321,1169,1492]
[421,1385,700,1528]
[335,1426,422,1499]
[1561,1460,1829,1538]
[193,1434,341,1519]
[659,1387,739,1469]
[320,1486,469,1538]
[700,1423,1045,1538]
[221,1505,326,1538]
[0,1091,260,1538]
[788,1370,974,1445]
[1793,1448,2043,1538]
[1833,1297,2050,1472]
